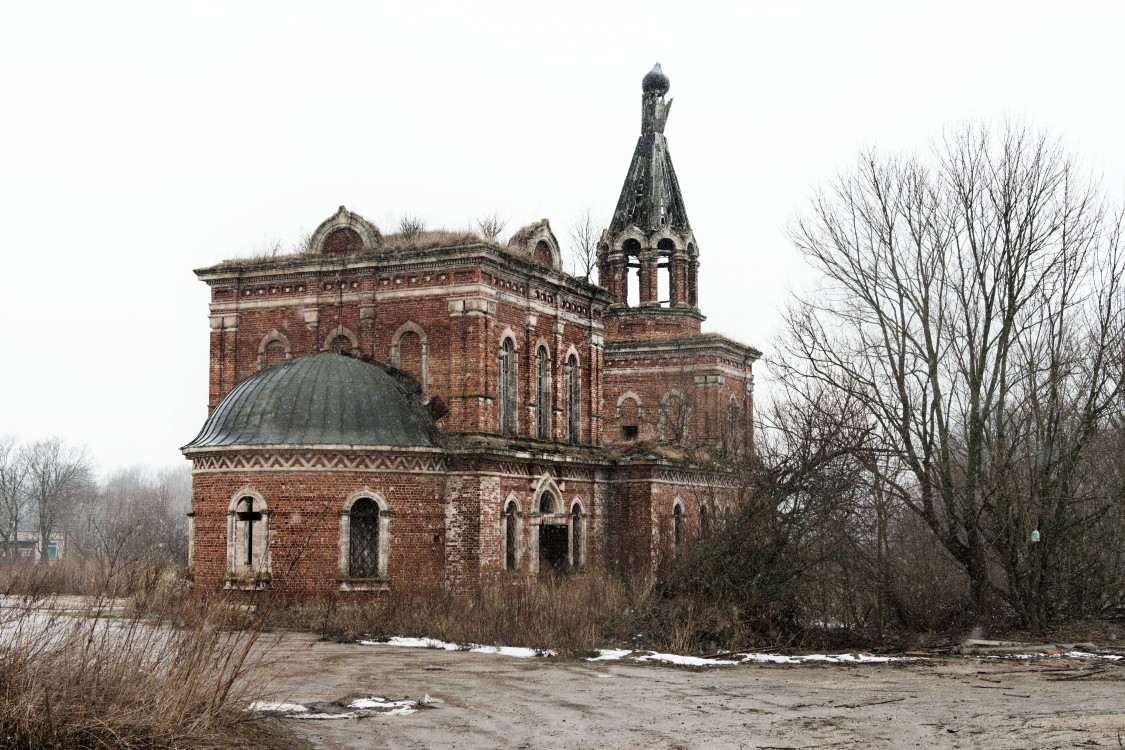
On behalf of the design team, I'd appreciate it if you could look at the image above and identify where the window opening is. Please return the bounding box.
[536,346,551,440]
[565,354,580,443]
[673,504,685,553]
[348,498,381,578]
[621,425,639,441]
[570,503,584,568]
[236,497,263,568]
[538,493,567,572]
[504,502,518,571]
[499,339,517,434]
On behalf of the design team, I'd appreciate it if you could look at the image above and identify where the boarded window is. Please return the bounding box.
[398,330,424,384]
[263,338,287,367]
[533,240,554,267]
[322,227,364,256]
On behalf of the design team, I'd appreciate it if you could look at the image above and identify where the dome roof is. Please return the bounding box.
[185,353,435,450]
[642,63,670,96]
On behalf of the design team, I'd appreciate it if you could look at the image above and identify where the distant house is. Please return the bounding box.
[2,531,67,562]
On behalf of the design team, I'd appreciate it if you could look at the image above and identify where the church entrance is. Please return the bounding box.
[539,524,568,571]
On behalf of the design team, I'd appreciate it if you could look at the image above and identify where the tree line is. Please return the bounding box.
[0,436,189,566]
[676,123,1124,634]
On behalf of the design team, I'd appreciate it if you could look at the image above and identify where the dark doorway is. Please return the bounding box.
[539,525,568,571]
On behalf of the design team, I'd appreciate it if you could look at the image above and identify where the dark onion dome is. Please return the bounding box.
[642,63,670,96]
[184,353,435,449]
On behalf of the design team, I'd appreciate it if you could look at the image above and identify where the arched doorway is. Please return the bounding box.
[537,491,568,572]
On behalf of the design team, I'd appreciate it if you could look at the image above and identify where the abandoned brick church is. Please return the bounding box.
[183,65,760,594]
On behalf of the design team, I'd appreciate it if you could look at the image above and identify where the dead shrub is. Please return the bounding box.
[0,564,293,749]
[272,571,635,656]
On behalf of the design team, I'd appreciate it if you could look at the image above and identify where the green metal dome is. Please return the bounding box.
[185,353,435,449]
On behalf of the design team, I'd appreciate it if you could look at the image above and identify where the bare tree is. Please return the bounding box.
[568,208,603,281]
[0,435,30,558]
[782,123,1125,626]
[475,213,506,242]
[397,214,427,238]
[25,439,92,563]
[77,465,190,566]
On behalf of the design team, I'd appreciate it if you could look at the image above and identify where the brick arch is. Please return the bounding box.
[257,330,292,369]
[390,321,429,393]
[615,391,644,419]
[322,325,358,353]
[308,205,381,255]
[617,229,646,253]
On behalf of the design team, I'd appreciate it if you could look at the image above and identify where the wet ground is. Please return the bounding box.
[256,632,1125,749]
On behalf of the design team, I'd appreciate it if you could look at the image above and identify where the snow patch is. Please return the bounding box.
[636,652,739,667]
[361,636,553,658]
[587,648,632,661]
[249,701,308,713]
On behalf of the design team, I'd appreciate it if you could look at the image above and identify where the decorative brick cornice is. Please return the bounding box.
[189,449,447,474]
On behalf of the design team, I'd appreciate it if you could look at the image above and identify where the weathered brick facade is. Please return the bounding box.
[183,65,760,596]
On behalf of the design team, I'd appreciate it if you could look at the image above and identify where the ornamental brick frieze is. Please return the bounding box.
[191,451,447,474]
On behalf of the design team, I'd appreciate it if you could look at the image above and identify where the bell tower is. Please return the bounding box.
[598,64,703,338]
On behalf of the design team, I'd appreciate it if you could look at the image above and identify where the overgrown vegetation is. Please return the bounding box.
[270,573,637,656]
[0,563,294,750]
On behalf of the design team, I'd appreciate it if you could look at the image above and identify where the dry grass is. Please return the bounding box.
[0,563,298,750]
[215,228,505,267]
[272,571,639,656]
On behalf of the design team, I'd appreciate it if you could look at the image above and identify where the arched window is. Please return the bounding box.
[349,498,381,577]
[535,345,552,440]
[228,492,269,579]
[672,502,685,555]
[339,493,390,582]
[565,353,580,444]
[503,500,519,572]
[570,502,585,568]
[329,335,353,354]
[499,338,517,435]
[700,505,711,539]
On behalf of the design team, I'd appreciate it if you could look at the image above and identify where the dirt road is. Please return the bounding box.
[259,633,1124,749]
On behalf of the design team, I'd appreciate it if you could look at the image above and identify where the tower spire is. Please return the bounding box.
[599,65,700,315]
[608,63,692,236]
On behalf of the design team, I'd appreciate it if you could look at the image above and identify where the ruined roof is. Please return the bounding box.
[608,64,692,236]
[184,353,435,450]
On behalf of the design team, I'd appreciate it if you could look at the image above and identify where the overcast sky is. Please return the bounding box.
[2,1,1123,474]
